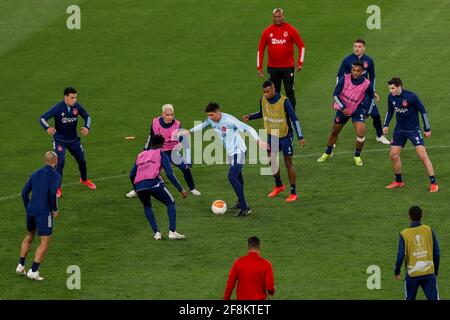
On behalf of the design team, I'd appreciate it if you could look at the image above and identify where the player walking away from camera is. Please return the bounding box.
[16,151,60,281]
[39,87,96,197]
[383,78,438,192]
[224,236,275,300]
[130,135,187,240]
[181,103,267,217]
[317,60,375,166]
[394,206,440,300]
[337,39,390,145]
[126,104,201,198]
[257,8,305,109]
[243,80,305,202]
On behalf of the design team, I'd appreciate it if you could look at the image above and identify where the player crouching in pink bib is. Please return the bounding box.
[130,134,188,240]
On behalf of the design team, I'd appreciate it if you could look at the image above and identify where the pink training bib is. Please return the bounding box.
[134,149,162,184]
[152,117,181,151]
[333,74,370,114]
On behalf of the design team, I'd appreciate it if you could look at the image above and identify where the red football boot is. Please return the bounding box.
[285,194,298,202]
[80,179,97,190]
[429,183,439,193]
[385,181,405,189]
[268,185,286,198]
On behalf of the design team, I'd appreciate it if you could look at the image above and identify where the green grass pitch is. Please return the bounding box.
[1,0,450,299]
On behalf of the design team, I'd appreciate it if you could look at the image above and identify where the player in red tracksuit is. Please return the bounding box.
[224,236,275,300]
[257,8,305,109]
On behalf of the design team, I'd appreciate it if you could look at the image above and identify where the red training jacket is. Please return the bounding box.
[257,22,305,70]
[224,252,275,300]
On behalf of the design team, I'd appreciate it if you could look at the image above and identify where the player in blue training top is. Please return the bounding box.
[337,38,390,145]
[16,151,61,281]
[181,103,268,217]
[383,78,438,193]
[39,87,96,197]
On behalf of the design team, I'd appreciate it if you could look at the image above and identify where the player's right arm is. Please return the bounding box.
[383,96,395,135]
[39,106,57,135]
[333,77,346,110]
[394,234,405,279]
[257,29,268,77]
[223,260,238,300]
[21,177,32,210]
[336,58,347,84]
[130,162,137,186]
[161,151,185,195]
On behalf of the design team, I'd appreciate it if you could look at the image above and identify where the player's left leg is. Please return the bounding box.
[318,118,346,162]
[17,229,35,275]
[283,155,298,203]
[27,232,51,281]
[53,141,66,197]
[370,105,390,144]
[415,145,438,192]
[137,189,161,239]
[352,116,366,166]
[68,142,96,189]
[385,146,405,189]
[421,277,439,300]
[280,135,297,202]
[282,67,296,109]
[228,153,250,217]
[267,135,286,198]
[151,184,185,239]
[268,67,282,95]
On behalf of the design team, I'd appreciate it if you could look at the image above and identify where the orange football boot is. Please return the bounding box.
[385,181,405,189]
[285,194,298,202]
[268,185,286,198]
[429,183,439,193]
[80,179,97,190]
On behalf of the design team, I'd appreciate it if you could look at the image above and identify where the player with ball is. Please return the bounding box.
[180,102,267,217]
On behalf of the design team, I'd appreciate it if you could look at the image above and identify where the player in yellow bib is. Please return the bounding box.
[243,80,305,202]
[394,206,440,300]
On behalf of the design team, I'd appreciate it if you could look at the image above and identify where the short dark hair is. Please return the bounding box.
[64,87,77,96]
[205,102,220,113]
[409,206,423,222]
[248,236,260,250]
[150,134,165,149]
[388,77,403,87]
[355,38,366,45]
[352,60,364,69]
[262,80,274,88]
